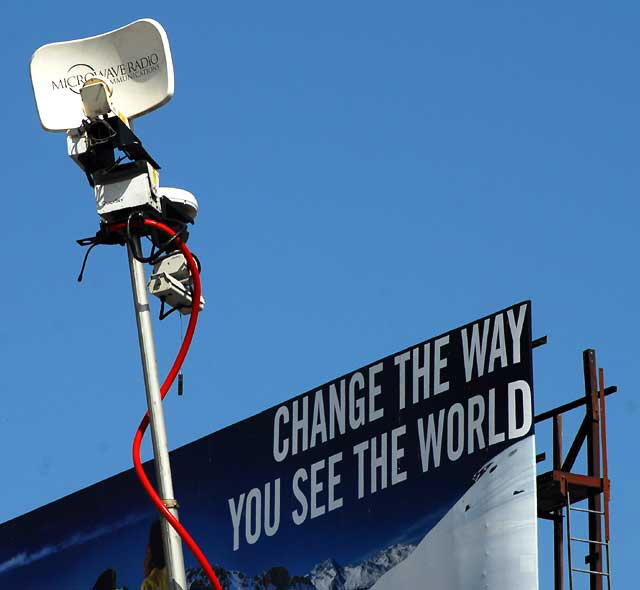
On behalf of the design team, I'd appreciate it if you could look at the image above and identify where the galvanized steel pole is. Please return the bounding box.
[128,238,187,590]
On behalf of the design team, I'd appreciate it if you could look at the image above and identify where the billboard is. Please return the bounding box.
[0,301,538,590]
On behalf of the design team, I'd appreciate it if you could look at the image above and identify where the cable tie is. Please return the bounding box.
[163,498,180,510]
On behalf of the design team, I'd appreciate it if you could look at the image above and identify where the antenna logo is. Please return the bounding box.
[50,53,161,93]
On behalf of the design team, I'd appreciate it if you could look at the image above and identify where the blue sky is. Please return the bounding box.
[1,1,638,588]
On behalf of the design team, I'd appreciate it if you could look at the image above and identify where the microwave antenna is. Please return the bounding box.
[30,19,217,590]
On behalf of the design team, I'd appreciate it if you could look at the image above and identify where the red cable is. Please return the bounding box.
[109,219,222,590]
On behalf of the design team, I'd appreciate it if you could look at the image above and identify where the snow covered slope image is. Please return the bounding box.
[371,435,538,590]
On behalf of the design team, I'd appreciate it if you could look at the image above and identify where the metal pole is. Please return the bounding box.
[128,238,187,590]
[583,349,603,590]
[553,415,564,590]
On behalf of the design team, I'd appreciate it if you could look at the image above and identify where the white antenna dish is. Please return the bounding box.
[30,19,174,132]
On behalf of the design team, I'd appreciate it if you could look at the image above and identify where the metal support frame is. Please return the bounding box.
[553,414,564,590]
[583,350,603,590]
[128,237,187,590]
[536,348,614,590]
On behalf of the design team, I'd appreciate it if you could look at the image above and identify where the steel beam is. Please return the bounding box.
[583,350,603,590]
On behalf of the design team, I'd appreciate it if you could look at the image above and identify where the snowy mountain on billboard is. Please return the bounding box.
[371,436,538,590]
[308,558,343,590]
[187,564,314,590]
[186,543,415,590]
[310,543,415,590]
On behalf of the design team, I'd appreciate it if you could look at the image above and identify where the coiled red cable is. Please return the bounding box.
[109,218,222,590]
